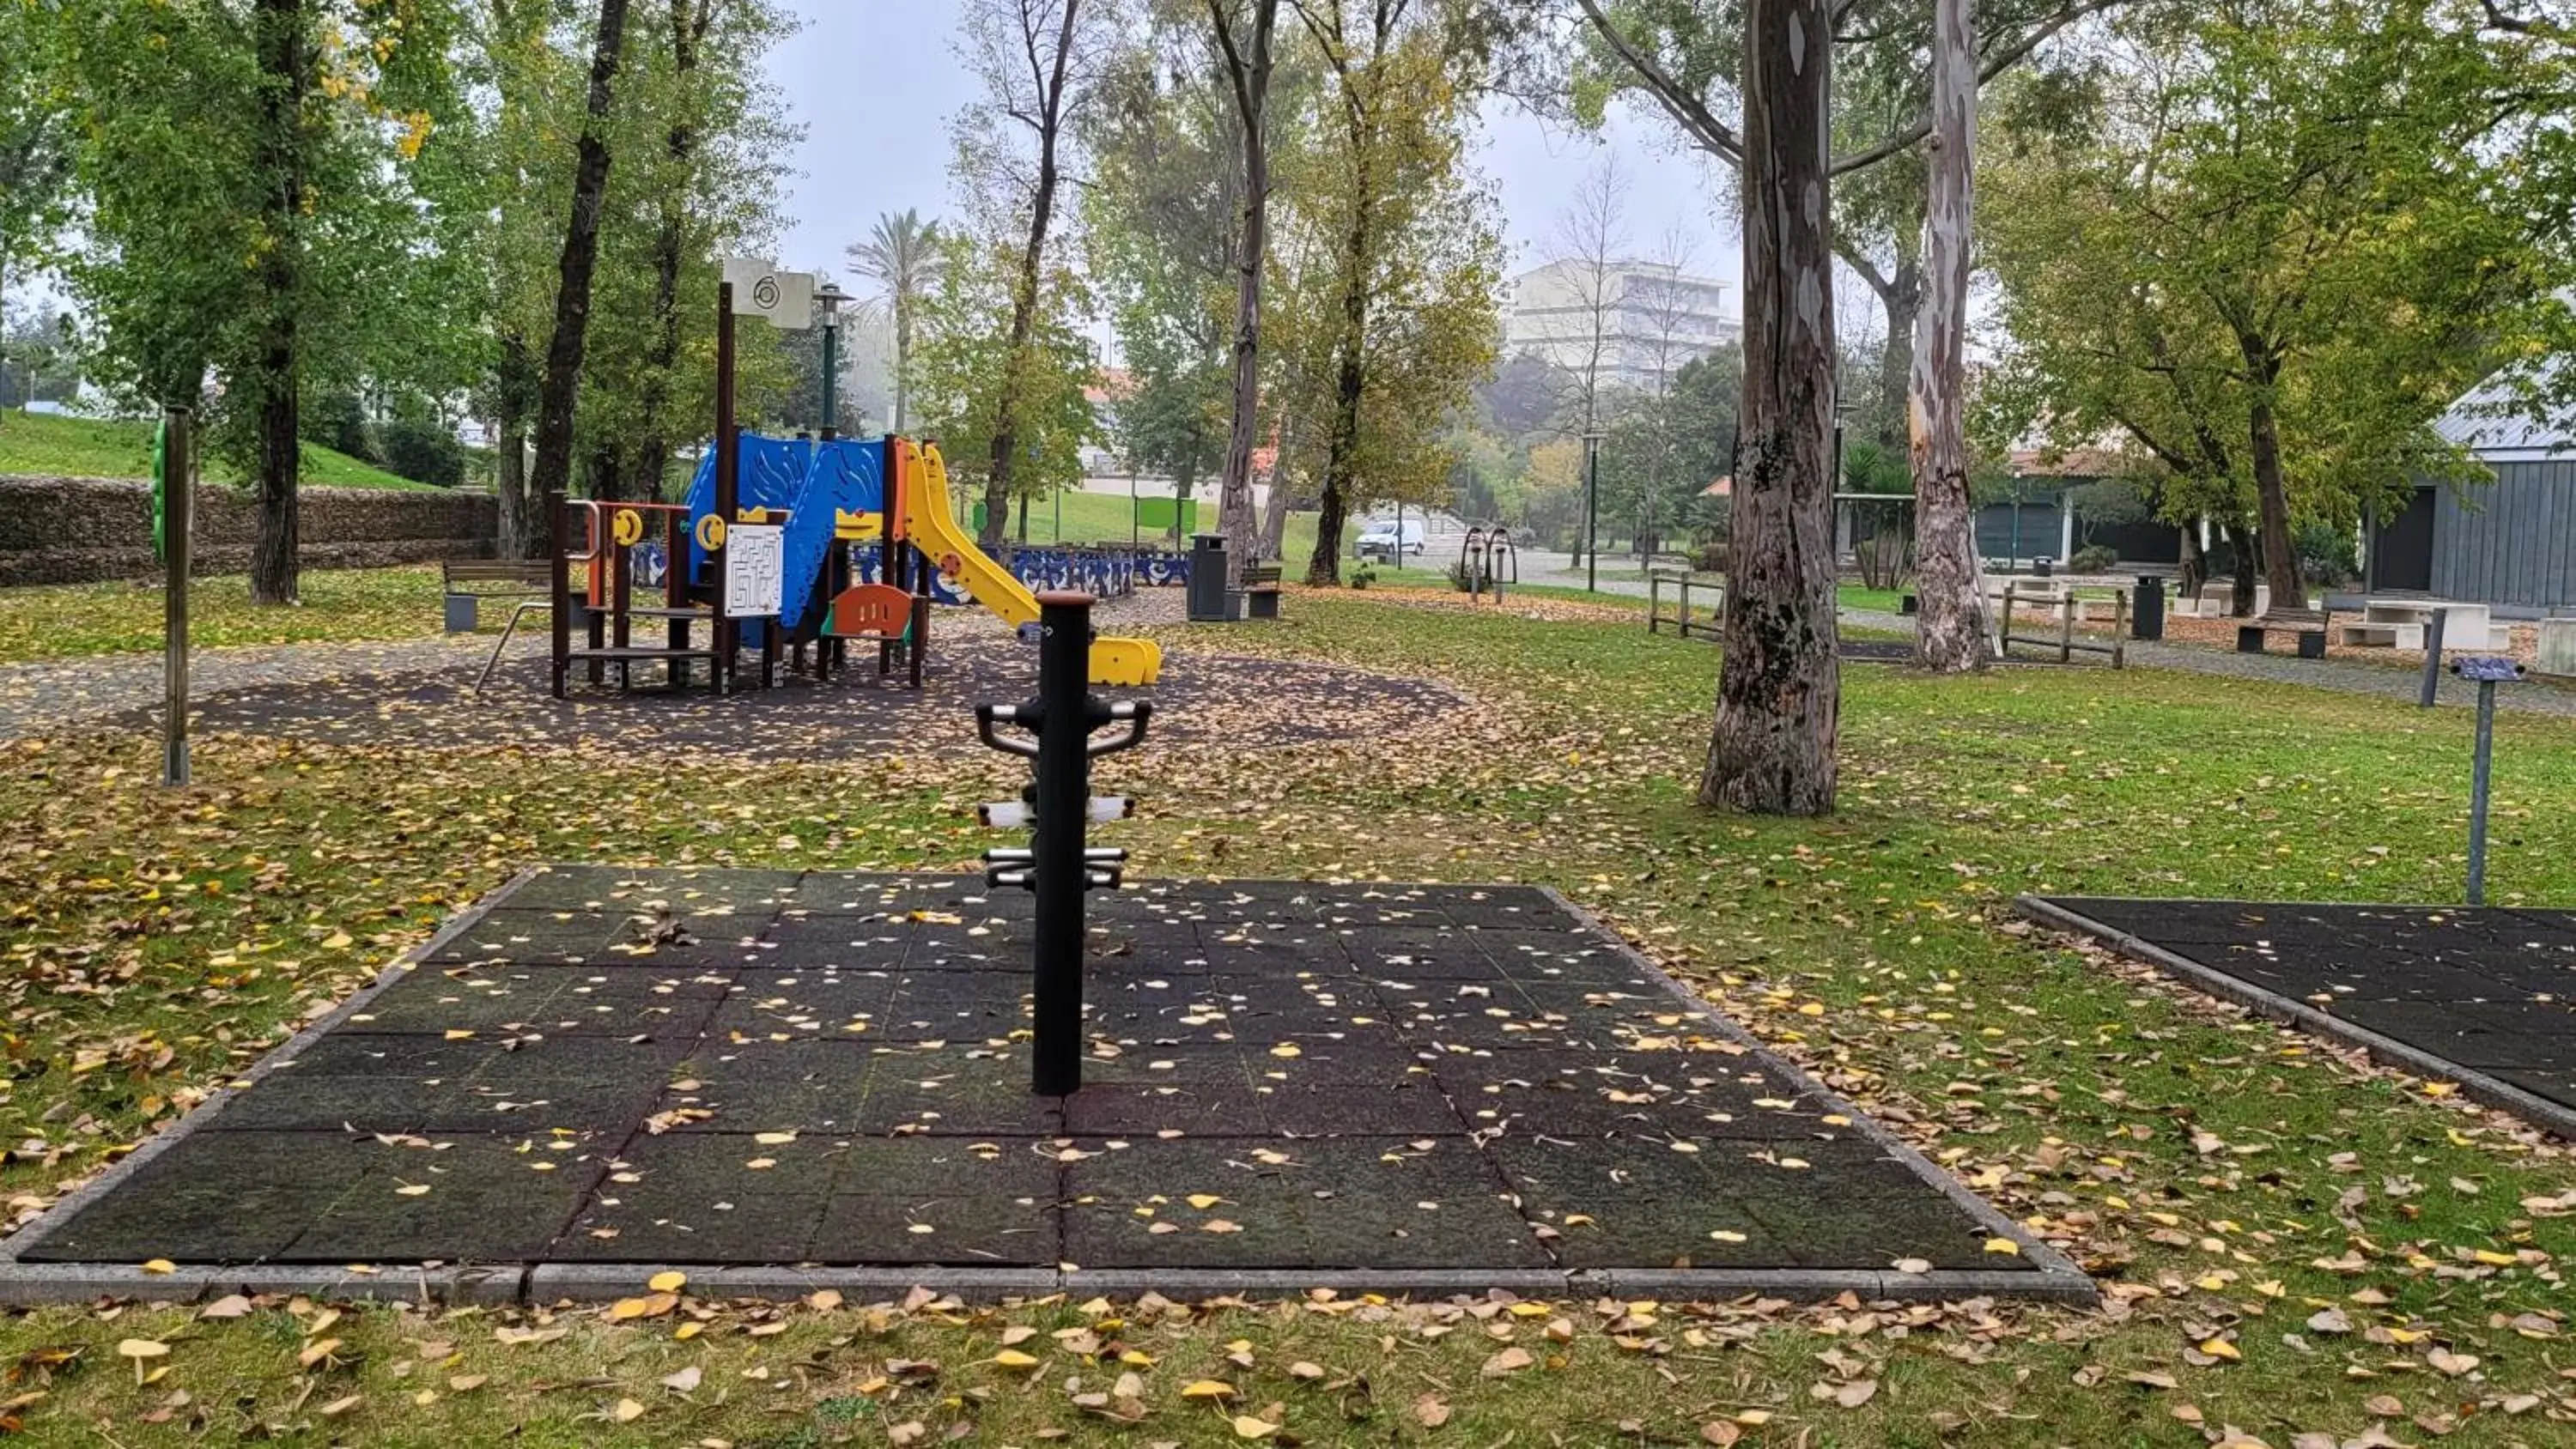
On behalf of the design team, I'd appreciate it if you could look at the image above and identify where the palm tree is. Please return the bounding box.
[847,209,945,434]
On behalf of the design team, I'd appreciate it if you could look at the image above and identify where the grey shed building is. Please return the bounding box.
[2367,373,2576,615]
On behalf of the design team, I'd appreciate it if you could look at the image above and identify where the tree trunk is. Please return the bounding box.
[1256,413,1296,559]
[1876,254,1920,446]
[493,330,544,557]
[2246,391,2304,607]
[586,443,624,503]
[1306,154,1375,587]
[2178,518,2205,600]
[249,0,306,606]
[984,0,1084,549]
[1700,0,1839,816]
[1909,0,1987,672]
[2220,518,2257,615]
[495,409,537,558]
[634,1,709,503]
[527,0,632,511]
[1210,0,1278,587]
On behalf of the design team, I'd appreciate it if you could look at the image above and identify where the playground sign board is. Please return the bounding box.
[724,523,787,617]
[720,257,814,330]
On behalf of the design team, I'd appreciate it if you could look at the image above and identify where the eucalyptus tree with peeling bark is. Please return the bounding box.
[1698,0,1840,815]
[1571,0,2111,806]
[1908,0,1987,671]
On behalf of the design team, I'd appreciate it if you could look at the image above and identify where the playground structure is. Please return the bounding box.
[534,434,1164,696]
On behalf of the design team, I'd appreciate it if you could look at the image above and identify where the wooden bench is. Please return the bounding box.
[1242,561,1284,620]
[441,559,553,632]
[2237,605,2332,659]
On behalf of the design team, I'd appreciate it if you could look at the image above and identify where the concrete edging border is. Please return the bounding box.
[2017,894,2576,1143]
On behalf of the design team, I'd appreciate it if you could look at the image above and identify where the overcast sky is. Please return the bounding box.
[767,3,1749,318]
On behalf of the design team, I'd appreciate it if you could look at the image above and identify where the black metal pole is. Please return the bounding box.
[714,282,738,692]
[2469,676,2496,906]
[2419,609,2448,709]
[161,408,191,787]
[1030,590,1094,1096]
[1584,435,1600,593]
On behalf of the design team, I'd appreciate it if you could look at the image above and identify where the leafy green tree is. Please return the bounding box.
[1083,15,1239,543]
[54,0,472,603]
[1285,0,1504,583]
[911,231,1102,530]
[951,0,1113,547]
[0,2,72,389]
[1982,0,2567,610]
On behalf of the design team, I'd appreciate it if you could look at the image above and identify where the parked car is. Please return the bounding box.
[1355,518,1427,561]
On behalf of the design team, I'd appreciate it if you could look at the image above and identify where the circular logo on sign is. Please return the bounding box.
[752,276,781,311]
[696,514,727,551]
[611,508,644,546]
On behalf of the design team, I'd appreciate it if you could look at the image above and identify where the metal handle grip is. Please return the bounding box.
[975,702,1041,759]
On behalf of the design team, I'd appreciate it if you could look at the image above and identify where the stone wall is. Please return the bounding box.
[0,475,497,587]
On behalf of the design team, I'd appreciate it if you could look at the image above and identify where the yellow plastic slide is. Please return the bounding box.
[904,444,1163,687]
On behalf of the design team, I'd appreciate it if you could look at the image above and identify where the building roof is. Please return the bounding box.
[2435,364,2576,463]
[1703,476,1730,497]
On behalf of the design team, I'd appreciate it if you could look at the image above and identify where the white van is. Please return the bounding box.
[1355,518,1426,561]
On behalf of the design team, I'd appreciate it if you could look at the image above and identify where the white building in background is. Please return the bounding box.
[1504,260,1738,394]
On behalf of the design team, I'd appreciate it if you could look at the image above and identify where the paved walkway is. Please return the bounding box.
[0,636,517,743]
[0,587,1187,744]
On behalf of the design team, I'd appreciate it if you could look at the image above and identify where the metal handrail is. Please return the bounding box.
[475,598,553,695]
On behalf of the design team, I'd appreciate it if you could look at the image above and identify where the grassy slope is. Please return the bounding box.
[993,487,1321,563]
[0,410,437,491]
[0,591,2571,1443]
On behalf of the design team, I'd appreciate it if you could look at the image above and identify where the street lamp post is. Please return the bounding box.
[1582,426,1606,593]
[815,281,850,439]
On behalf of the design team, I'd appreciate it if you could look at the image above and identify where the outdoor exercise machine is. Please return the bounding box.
[974,591,1152,1096]
[1997,579,2127,668]
[1461,525,1517,603]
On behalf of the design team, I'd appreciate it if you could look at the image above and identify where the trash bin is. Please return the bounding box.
[2132,576,2166,640]
[443,592,479,634]
[2032,556,2054,579]
[1188,534,1230,622]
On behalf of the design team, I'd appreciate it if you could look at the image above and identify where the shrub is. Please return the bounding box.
[1349,565,1376,590]
[378,417,466,488]
[2293,519,2360,587]
[2070,543,2118,573]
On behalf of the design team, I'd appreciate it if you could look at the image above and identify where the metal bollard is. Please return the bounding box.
[2451,655,2524,905]
[975,591,1152,1095]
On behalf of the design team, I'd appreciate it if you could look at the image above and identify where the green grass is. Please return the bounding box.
[0,566,463,664]
[989,488,1321,561]
[0,409,438,491]
[1,589,2573,1443]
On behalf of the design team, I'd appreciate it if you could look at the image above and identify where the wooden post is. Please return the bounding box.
[2059,593,2075,664]
[2113,591,2129,669]
[161,409,192,788]
[714,282,738,693]
[549,492,573,698]
[665,507,691,688]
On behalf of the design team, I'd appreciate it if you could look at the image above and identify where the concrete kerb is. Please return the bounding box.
[2018,894,2576,1143]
